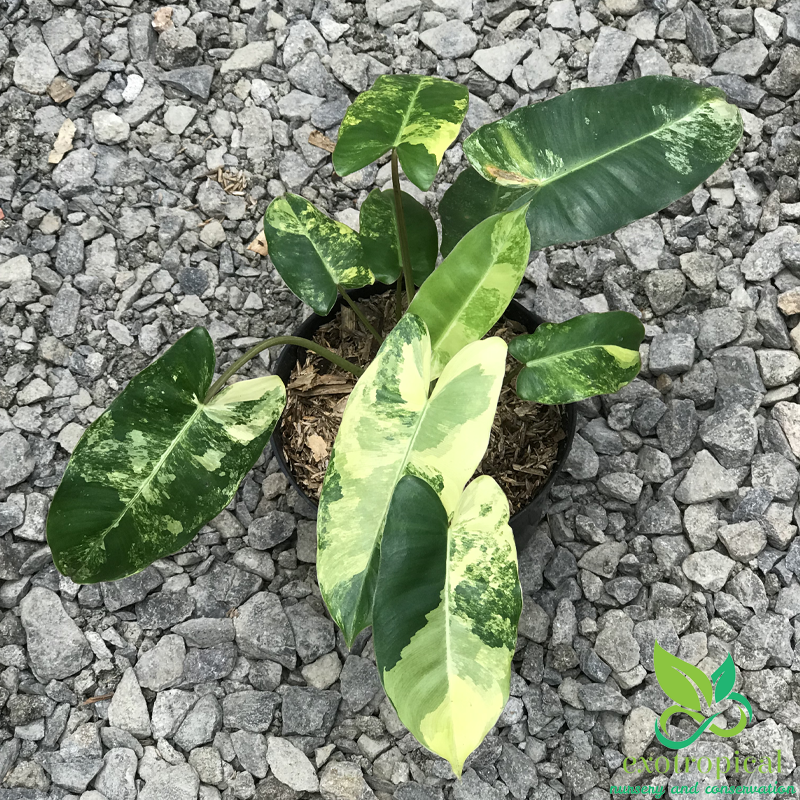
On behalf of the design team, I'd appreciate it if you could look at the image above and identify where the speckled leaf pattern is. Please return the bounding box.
[317,314,507,645]
[359,188,438,286]
[458,76,742,250]
[47,328,286,584]
[407,205,530,378]
[332,74,469,191]
[509,311,644,404]
[263,193,373,315]
[373,474,521,777]
[439,167,529,256]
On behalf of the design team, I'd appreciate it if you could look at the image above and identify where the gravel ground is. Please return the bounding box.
[2,0,800,798]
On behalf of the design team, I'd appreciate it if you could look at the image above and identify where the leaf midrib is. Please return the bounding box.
[97,399,205,543]
[392,79,427,150]
[520,341,635,368]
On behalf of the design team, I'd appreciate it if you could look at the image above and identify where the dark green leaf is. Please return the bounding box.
[462,76,742,250]
[332,74,468,191]
[510,311,644,405]
[47,328,286,584]
[439,167,529,256]
[359,189,438,286]
[263,193,373,315]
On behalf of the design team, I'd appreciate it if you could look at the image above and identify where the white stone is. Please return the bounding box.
[122,74,145,103]
[200,220,226,248]
[773,402,800,459]
[175,295,209,316]
[267,737,319,792]
[221,42,276,74]
[56,422,85,454]
[682,551,735,592]
[107,319,134,346]
[320,16,350,41]
[13,43,59,94]
[108,668,151,738]
[614,218,665,271]
[164,105,197,135]
[0,255,32,287]
[471,39,532,81]
[92,110,131,144]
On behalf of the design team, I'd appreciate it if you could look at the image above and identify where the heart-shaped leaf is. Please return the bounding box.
[333,74,468,191]
[654,641,713,712]
[406,205,531,378]
[47,328,286,583]
[373,473,521,777]
[509,311,645,405]
[317,313,507,645]
[263,193,373,315]
[359,188,438,286]
[442,76,741,252]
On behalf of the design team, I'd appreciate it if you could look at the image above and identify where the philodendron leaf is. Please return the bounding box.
[263,193,373,315]
[317,313,507,645]
[654,641,713,712]
[407,205,531,378]
[439,167,529,257]
[445,76,741,252]
[373,474,521,777]
[509,311,645,405]
[332,74,469,192]
[712,653,736,703]
[359,189,438,286]
[47,328,286,584]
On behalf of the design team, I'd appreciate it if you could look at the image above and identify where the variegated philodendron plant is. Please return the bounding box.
[47,74,742,773]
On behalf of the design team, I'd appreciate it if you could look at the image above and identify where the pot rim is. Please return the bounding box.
[269,283,577,534]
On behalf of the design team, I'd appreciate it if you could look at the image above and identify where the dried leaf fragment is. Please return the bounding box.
[308,130,335,154]
[48,76,75,104]
[247,230,268,257]
[152,6,174,32]
[48,119,77,165]
[307,433,329,462]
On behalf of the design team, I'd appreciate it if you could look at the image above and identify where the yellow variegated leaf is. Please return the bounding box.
[407,205,531,378]
[263,193,373,315]
[317,314,506,644]
[47,328,286,584]
[332,74,468,191]
[373,474,521,776]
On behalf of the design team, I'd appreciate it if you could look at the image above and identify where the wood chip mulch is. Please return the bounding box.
[280,292,565,515]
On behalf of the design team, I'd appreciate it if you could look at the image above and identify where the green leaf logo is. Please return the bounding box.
[653,641,713,711]
[653,641,752,749]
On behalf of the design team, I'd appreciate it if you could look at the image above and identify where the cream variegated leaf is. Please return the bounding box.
[317,314,507,644]
[407,205,531,378]
[373,474,521,777]
[509,311,645,404]
[263,193,374,315]
[441,76,742,252]
[47,328,286,584]
[332,74,468,191]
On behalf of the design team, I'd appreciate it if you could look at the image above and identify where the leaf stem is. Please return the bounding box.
[395,273,403,322]
[503,363,523,387]
[337,286,384,344]
[391,149,415,305]
[204,336,364,403]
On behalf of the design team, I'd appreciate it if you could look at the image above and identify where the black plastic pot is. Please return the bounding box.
[270,284,577,553]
